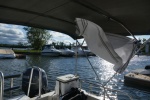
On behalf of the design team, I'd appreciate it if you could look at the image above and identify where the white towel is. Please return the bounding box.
[75,18,135,73]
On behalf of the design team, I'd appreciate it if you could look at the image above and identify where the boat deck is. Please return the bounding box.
[124,73,150,91]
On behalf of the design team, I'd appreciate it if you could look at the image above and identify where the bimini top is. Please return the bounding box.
[0,0,150,39]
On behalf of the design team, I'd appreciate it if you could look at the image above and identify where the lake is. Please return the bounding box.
[0,55,150,100]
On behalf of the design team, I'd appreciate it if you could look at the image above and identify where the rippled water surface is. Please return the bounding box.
[0,55,150,100]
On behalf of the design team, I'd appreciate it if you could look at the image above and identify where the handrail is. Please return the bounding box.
[4,73,21,96]
[27,68,34,96]
[4,86,20,92]
[37,67,42,98]
[0,71,4,100]
[4,74,21,79]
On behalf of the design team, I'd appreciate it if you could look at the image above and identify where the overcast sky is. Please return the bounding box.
[0,23,149,45]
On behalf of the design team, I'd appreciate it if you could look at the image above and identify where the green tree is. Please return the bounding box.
[18,42,23,46]
[24,27,51,50]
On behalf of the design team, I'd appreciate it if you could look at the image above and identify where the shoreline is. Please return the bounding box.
[14,50,41,55]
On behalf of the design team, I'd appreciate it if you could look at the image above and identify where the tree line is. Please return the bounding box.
[24,27,78,50]
[1,27,149,52]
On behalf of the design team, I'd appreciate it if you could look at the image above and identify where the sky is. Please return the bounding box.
[0,23,77,45]
[0,23,149,45]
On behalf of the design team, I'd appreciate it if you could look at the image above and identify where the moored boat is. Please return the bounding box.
[0,49,16,59]
[124,65,150,91]
[59,48,75,57]
[124,73,150,92]
[71,47,91,56]
[0,0,150,99]
[41,45,61,57]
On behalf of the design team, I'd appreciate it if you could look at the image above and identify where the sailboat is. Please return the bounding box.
[0,0,150,100]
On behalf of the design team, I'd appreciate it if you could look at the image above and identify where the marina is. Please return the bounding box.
[0,55,150,99]
[0,0,150,100]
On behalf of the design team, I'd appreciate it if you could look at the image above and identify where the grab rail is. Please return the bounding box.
[4,74,21,96]
[4,74,21,79]
[27,68,34,96]
[37,67,42,98]
[0,71,4,100]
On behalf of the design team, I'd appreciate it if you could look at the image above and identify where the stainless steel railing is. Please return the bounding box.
[0,67,42,99]
[27,68,34,97]
[38,67,42,98]
[0,71,4,100]
[4,74,21,96]
[0,73,22,99]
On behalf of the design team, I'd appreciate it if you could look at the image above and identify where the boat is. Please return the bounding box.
[71,47,91,56]
[0,49,16,59]
[41,45,61,57]
[59,48,75,57]
[124,65,150,91]
[0,0,150,99]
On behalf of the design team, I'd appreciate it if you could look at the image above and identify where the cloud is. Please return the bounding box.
[49,31,75,44]
[48,31,88,46]
[0,23,27,44]
[0,23,86,45]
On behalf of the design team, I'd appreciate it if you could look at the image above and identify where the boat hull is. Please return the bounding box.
[60,51,75,57]
[0,54,16,59]
[124,73,150,91]
[41,52,60,57]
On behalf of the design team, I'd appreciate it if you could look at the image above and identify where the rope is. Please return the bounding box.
[103,41,138,87]
[76,40,104,87]
[76,39,134,100]
[75,40,78,75]
[76,40,110,99]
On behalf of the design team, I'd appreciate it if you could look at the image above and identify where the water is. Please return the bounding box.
[0,55,150,100]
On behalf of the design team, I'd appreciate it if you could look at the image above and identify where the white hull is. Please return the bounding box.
[71,47,91,56]
[0,49,16,59]
[60,49,75,57]
[41,45,61,57]
[0,54,16,59]
[41,52,60,57]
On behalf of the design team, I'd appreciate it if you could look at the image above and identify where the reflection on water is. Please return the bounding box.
[0,55,150,99]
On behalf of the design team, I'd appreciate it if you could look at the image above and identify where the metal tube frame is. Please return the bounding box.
[37,67,42,98]
[10,78,14,97]
[74,0,137,41]
[27,68,34,96]
[0,71,4,100]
